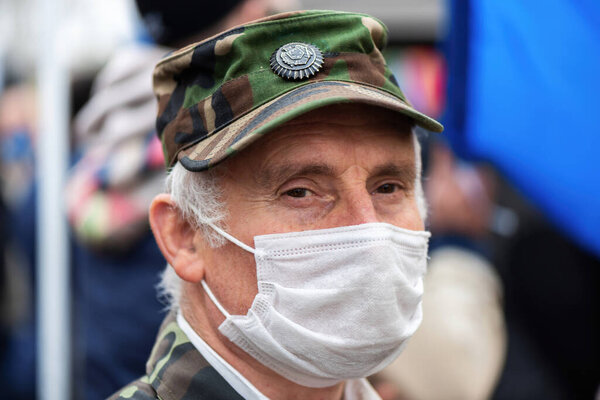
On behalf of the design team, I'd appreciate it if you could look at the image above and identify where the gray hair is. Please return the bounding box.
[158,129,427,310]
[413,131,428,222]
[157,164,226,310]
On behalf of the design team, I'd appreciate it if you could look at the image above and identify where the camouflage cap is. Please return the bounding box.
[153,10,443,172]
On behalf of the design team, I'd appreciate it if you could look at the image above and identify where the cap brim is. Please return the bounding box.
[178,80,443,171]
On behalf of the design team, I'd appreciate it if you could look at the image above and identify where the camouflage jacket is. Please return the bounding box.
[108,312,245,400]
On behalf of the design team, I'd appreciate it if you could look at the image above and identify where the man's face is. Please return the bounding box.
[195,104,423,322]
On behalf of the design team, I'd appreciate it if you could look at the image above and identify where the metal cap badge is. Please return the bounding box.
[270,42,323,80]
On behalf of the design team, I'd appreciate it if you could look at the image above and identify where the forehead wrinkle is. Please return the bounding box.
[254,162,336,188]
[253,160,416,190]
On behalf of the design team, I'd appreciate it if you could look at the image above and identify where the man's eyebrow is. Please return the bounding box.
[371,162,417,188]
[254,163,336,188]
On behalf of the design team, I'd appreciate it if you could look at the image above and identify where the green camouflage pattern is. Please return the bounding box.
[152,10,443,171]
[107,313,244,400]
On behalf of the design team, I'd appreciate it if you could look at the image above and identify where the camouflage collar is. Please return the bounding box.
[110,312,381,399]
[143,312,245,400]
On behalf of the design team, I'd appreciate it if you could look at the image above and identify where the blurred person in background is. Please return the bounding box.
[0,72,108,400]
[437,0,600,399]
[66,0,287,398]
[0,80,38,400]
[0,84,37,209]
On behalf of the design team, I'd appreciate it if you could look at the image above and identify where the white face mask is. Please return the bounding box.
[202,222,430,388]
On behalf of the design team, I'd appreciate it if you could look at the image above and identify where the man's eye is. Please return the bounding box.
[376,183,398,194]
[285,188,310,198]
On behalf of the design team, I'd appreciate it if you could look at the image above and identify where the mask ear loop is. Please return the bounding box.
[207,221,256,254]
[201,280,232,318]
[202,222,261,318]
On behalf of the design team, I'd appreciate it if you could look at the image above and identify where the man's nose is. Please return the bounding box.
[336,188,378,225]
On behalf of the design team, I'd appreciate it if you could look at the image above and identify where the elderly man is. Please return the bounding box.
[110,10,442,400]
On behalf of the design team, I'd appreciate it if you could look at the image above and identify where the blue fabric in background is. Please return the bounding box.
[446,0,600,257]
[72,232,166,400]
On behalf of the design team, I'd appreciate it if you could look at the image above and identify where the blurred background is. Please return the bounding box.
[0,0,598,399]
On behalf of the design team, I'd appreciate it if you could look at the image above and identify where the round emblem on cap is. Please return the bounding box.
[270,42,324,80]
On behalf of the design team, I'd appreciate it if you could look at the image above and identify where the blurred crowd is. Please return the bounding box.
[0,0,598,399]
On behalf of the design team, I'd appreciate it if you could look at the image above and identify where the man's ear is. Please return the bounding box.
[149,194,207,283]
